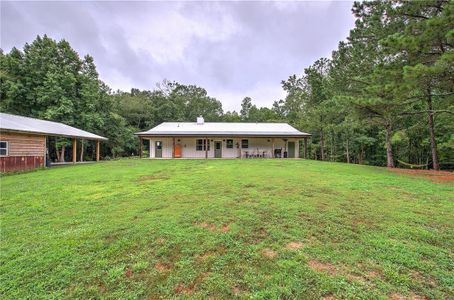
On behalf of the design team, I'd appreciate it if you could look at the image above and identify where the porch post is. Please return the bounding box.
[96,140,100,161]
[304,137,308,159]
[205,137,208,159]
[139,137,143,158]
[72,138,77,163]
[149,139,152,158]
[239,138,242,158]
[172,137,175,158]
[272,138,275,158]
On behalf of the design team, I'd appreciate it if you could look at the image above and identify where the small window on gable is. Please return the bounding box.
[196,139,210,151]
[0,141,8,156]
[241,139,249,149]
[226,139,233,149]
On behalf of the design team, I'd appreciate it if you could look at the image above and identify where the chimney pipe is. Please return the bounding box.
[197,116,204,125]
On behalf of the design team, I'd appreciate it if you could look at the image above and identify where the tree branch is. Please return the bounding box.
[397,110,454,116]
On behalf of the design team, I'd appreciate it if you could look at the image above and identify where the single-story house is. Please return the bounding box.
[0,112,107,173]
[136,117,311,159]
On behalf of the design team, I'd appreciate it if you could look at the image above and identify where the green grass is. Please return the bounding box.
[1,159,453,299]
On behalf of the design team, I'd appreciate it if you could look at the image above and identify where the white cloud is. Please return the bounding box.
[210,81,287,112]
[114,6,241,64]
[1,1,355,111]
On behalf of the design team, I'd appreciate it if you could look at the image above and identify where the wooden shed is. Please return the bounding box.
[0,113,107,173]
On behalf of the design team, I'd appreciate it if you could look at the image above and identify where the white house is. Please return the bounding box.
[136,117,311,159]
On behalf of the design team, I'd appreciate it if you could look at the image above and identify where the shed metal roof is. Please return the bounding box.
[136,122,310,137]
[0,113,108,141]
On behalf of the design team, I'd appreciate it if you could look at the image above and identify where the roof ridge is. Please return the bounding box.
[161,121,290,124]
[0,112,108,140]
[0,112,69,126]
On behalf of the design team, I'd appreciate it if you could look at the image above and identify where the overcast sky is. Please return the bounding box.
[1,1,355,112]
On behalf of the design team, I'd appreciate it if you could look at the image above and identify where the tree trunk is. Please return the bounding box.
[426,91,439,170]
[320,128,325,161]
[59,145,65,162]
[346,138,350,164]
[385,123,395,168]
[359,144,364,165]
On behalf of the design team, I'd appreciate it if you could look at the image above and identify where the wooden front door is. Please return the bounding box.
[214,141,222,158]
[174,144,182,158]
[287,141,295,158]
[155,141,162,158]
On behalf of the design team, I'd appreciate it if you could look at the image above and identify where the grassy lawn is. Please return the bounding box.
[1,159,453,299]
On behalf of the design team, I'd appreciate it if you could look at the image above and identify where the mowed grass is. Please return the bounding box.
[1,159,453,299]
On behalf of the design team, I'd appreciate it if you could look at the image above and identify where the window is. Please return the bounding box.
[196,139,203,151]
[196,139,210,151]
[241,139,249,149]
[226,139,234,149]
[0,141,8,156]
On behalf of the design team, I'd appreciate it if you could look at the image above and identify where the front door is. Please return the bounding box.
[287,141,295,158]
[155,141,162,158]
[214,141,222,158]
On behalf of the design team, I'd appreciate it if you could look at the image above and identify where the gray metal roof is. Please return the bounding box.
[0,113,108,141]
[136,122,311,137]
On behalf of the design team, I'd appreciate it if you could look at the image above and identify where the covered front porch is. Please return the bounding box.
[138,136,310,159]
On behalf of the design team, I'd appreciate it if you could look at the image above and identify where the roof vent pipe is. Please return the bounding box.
[197,116,204,125]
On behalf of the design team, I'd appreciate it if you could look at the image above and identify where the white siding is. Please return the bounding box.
[146,137,301,159]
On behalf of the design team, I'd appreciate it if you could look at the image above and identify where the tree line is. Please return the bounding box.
[275,0,453,169]
[1,1,453,169]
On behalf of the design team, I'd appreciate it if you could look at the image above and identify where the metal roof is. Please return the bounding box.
[0,113,108,141]
[136,122,311,137]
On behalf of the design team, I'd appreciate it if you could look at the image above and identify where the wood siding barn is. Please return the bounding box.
[0,113,108,173]
[0,132,46,172]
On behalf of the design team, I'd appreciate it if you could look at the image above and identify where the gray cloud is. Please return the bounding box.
[1,1,354,111]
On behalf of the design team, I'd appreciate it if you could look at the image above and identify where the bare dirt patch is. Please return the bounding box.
[389,168,454,183]
[411,270,436,288]
[198,222,217,231]
[388,291,425,300]
[232,286,243,296]
[221,224,230,233]
[155,262,171,273]
[366,270,381,279]
[285,241,304,250]
[197,222,231,233]
[307,260,338,276]
[262,248,278,258]
[408,292,425,300]
[174,283,194,295]
[389,293,406,300]
[323,295,338,300]
[124,267,133,278]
